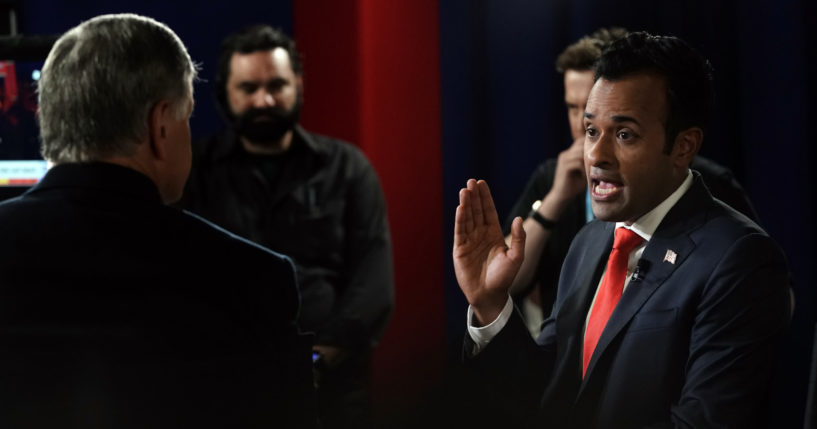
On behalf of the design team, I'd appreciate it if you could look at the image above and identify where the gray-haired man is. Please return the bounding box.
[0,14,314,428]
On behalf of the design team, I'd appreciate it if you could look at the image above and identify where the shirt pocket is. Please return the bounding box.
[291,197,346,253]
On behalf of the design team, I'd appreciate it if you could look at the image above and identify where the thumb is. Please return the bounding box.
[506,216,526,264]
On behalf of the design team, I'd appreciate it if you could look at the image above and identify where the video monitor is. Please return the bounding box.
[0,34,55,201]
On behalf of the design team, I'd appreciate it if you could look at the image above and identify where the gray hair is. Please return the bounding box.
[38,13,197,163]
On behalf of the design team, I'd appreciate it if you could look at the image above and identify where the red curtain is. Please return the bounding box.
[294,0,446,418]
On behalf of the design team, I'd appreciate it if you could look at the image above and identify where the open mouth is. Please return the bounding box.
[591,179,623,199]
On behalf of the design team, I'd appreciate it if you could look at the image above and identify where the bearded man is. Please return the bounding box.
[182,25,394,429]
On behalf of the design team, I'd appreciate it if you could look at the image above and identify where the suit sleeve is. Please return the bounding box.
[316,154,394,349]
[667,233,790,428]
[461,309,557,427]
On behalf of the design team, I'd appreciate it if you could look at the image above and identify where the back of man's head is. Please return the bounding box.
[555,27,628,73]
[38,14,197,164]
[594,32,714,150]
[214,25,301,117]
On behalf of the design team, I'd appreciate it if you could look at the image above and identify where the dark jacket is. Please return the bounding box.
[0,162,315,428]
[469,174,790,428]
[182,126,394,350]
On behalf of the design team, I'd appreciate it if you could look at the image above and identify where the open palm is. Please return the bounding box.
[453,179,525,324]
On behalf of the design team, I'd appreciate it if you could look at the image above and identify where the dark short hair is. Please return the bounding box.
[214,25,302,116]
[555,27,628,73]
[594,31,714,152]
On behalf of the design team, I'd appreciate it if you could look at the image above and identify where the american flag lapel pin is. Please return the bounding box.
[663,249,677,264]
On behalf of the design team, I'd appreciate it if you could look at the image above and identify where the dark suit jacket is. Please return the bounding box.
[0,162,315,428]
[502,155,760,318]
[469,174,790,428]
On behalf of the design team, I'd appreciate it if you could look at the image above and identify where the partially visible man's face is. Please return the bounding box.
[225,47,301,146]
[162,92,194,204]
[564,69,595,141]
[583,73,687,223]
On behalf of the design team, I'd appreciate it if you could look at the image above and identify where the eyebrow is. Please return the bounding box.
[611,114,640,125]
[236,77,288,87]
[583,112,641,126]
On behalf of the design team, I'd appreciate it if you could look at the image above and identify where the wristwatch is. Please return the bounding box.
[528,200,557,230]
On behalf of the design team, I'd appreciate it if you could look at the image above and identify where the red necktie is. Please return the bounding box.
[582,227,644,378]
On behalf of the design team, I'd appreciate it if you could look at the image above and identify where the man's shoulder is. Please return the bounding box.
[691,155,733,179]
[0,194,26,210]
[690,199,771,251]
[298,127,382,188]
[178,208,294,269]
[0,194,38,230]
[299,127,370,163]
[652,178,782,273]
[680,176,763,238]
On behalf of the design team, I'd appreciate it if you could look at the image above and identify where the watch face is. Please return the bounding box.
[532,199,542,211]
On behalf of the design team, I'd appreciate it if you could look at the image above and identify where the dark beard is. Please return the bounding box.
[231,97,302,146]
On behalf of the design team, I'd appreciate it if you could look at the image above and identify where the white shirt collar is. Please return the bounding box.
[616,170,693,242]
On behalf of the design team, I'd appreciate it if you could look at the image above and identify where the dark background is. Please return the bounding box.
[4,0,814,426]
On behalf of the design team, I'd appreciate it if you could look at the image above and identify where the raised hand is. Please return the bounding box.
[453,179,525,325]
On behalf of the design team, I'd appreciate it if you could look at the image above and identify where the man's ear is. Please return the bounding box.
[296,74,304,98]
[672,127,702,169]
[148,99,172,161]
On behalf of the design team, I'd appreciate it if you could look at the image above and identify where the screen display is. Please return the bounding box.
[0,60,47,188]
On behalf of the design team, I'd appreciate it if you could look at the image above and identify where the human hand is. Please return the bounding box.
[453,179,525,325]
[547,137,587,213]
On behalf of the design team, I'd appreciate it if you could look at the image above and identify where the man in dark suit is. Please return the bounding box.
[0,14,314,428]
[504,28,758,336]
[453,32,790,428]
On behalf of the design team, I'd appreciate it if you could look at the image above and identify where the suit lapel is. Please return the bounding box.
[553,222,614,381]
[578,174,712,391]
[557,223,614,332]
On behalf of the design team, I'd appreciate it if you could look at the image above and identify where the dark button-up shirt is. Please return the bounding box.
[183,126,394,349]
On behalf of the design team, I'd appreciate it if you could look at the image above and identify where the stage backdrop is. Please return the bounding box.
[15,0,816,426]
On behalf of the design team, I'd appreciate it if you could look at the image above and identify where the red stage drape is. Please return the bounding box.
[294,0,446,418]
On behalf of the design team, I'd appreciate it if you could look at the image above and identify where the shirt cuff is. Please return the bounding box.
[466,296,514,356]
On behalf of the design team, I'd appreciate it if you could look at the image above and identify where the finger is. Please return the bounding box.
[454,188,473,246]
[476,180,499,227]
[454,205,465,247]
[566,157,585,173]
[506,216,526,264]
[568,144,585,159]
[468,179,485,228]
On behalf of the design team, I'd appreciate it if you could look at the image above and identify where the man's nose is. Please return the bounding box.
[252,90,275,108]
[586,132,615,167]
